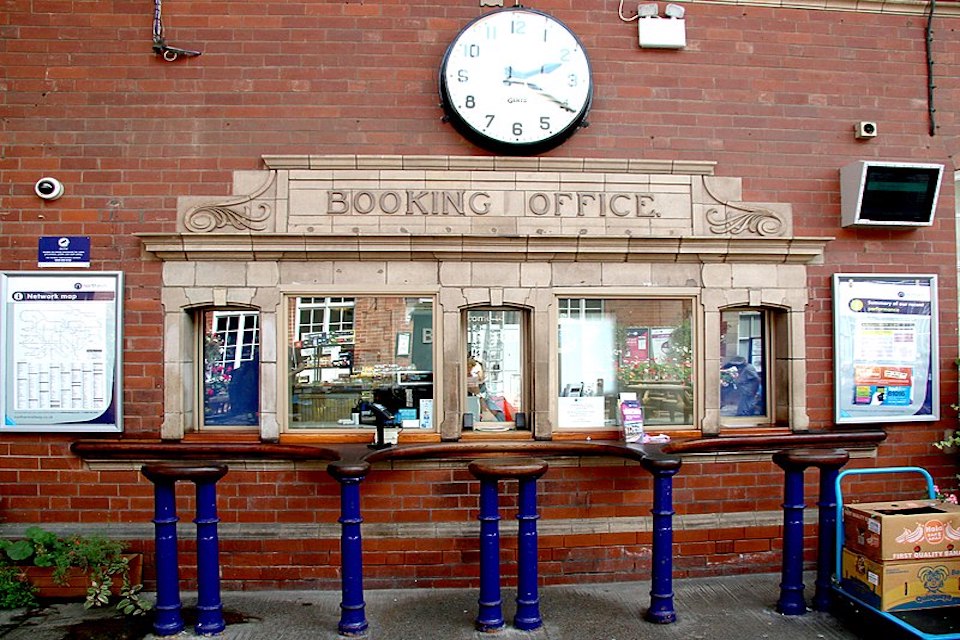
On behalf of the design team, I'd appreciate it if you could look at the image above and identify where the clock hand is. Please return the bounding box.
[524,82,577,113]
[502,79,576,112]
[508,63,563,80]
[537,62,562,75]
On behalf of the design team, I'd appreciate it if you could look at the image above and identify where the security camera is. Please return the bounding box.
[854,121,877,140]
[34,177,64,201]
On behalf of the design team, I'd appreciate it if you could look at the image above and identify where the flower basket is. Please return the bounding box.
[25,553,142,599]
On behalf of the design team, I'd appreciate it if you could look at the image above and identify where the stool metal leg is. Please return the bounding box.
[336,472,369,637]
[812,465,841,612]
[476,477,505,632]
[777,466,807,615]
[151,479,184,636]
[644,460,679,624]
[194,478,225,635]
[514,476,542,631]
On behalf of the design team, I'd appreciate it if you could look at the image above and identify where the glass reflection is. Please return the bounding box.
[288,296,434,430]
[202,309,260,427]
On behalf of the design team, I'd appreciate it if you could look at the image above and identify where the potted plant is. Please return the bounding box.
[0,527,152,615]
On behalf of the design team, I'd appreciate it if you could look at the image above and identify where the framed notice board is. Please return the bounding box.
[1,271,123,433]
[833,274,939,424]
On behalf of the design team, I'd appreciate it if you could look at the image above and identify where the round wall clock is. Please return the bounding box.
[439,7,593,155]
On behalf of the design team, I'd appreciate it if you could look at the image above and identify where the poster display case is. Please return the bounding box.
[1,271,123,433]
[833,274,938,424]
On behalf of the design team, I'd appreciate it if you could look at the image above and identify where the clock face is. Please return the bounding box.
[439,7,593,155]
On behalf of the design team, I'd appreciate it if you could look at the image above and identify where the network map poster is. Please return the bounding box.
[0,272,123,433]
[833,274,938,424]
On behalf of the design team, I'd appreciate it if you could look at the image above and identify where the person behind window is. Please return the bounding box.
[721,356,761,417]
[466,355,505,421]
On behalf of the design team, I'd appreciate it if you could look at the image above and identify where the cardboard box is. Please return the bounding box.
[841,548,960,611]
[843,500,960,562]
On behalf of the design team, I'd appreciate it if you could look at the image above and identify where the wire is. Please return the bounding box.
[618,0,640,22]
[153,0,164,42]
[925,0,937,137]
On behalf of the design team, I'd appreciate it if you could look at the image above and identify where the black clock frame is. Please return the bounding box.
[438,6,593,156]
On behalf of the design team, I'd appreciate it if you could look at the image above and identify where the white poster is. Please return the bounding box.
[558,396,605,428]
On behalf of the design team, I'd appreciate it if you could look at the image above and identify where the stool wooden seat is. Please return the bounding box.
[772,448,849,471]
[141,463,228,484]
[468,457,548,481]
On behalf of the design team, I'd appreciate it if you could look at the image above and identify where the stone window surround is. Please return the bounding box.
[143,155,830,442]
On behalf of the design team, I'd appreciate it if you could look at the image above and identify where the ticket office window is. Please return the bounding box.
[200,308,261,429]
[464,308,527,432]
[287,296,435,432]
[719,308,771,425]
[557,298,694,430]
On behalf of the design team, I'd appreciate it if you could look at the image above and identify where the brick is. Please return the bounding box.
[0,0,957,590]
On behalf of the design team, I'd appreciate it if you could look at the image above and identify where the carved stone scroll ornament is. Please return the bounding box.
[183,171,276,232]
[701,176,785,237]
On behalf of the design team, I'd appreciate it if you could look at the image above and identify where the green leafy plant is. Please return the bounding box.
[0,565,37,610]
[935,431,960,451]
[116,582,152,616]
[0,527,152,616]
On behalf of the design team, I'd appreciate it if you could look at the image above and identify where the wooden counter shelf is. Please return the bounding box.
[70,428,886,466]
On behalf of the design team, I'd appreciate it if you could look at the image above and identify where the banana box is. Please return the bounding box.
[843,500,960,562]
[841,548,960,611]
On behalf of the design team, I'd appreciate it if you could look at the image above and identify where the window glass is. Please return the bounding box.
[202,309,260,427]
[558,298,693,429]
[719,309,768,419]
[465,309,525,431]
[288,296,434,431]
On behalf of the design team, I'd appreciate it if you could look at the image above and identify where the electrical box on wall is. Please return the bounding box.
[840,160,944,228]
[638,17,686,49]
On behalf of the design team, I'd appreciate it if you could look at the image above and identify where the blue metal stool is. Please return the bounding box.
[772,448,849,615]
[141,463,228,636]
[640,455,682,624]
[327,461,371,637]
[468,457,549,632]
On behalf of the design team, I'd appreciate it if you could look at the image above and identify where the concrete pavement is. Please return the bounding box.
[0,572,880,640]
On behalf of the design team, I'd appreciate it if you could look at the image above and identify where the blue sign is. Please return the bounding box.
[38,236,91,267]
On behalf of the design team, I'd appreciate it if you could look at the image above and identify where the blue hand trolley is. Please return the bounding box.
[833,466,960,640]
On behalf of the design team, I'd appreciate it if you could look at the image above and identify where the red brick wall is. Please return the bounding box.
[1,0,959,588]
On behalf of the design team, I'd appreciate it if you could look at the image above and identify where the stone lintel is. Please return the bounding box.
[138,233,830,264]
